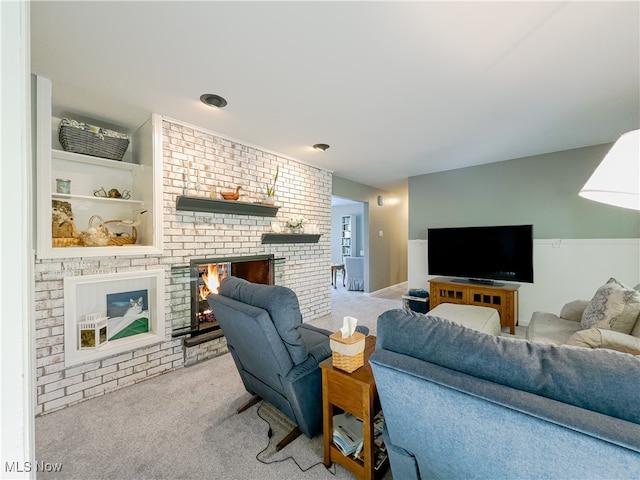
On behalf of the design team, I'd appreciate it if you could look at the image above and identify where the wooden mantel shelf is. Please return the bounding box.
[176,196,279,217]
[261,233,321,244]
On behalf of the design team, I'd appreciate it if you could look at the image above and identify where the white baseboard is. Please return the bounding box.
[368,281,408,297]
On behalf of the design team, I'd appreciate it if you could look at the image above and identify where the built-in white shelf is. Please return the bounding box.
[35,75,163,259]
[52,149,143,171]
[52,193,145,205]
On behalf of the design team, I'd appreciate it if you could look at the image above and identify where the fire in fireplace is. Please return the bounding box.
[189,254,275,338]
[195,262,229,334]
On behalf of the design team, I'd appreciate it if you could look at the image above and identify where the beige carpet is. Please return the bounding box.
[308,282,407,336]
[255,402,345,474]
[35,285,402,480]
[311,281,528,339]
[35,282,527,480]
[35,350,361,480]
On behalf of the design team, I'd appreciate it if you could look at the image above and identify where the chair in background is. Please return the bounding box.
[207,276,368,449]
[345,256,365,291]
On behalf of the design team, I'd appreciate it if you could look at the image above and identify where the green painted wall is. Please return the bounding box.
[408,144,640,239]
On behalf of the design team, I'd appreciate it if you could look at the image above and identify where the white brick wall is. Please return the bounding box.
[184,336,228,367]
[34,118,332,414]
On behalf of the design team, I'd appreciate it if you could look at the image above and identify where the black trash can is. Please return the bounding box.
[404,289,429,313]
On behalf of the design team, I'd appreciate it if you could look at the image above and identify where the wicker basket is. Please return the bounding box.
[52,199,80,247]
[59,118,130,161]
[79,215,113,246]
[53,237,82,247]
[103,221,138,246]
[329,331,365,373]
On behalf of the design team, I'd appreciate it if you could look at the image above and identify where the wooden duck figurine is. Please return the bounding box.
[220,186,241,201]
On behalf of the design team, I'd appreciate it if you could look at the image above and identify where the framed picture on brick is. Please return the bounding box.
[106,289,150,340]
[64,270,165,367]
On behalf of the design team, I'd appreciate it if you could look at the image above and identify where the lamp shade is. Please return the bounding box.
[579,129,640,210]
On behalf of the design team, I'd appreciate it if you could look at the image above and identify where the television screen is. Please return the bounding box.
[427,224,533,284]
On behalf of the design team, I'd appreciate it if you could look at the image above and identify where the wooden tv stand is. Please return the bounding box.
[429,277,520,334]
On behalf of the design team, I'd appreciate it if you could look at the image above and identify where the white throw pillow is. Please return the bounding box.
[581,278,640,334]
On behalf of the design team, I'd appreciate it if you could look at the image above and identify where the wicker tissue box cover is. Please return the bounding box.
[329,331,366,373]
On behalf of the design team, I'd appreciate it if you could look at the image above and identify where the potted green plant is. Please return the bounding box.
[264,165,279,205]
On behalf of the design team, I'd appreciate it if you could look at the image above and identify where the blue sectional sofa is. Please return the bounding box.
[369,309,640,480]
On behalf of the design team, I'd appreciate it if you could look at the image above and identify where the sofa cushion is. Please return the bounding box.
[376,308,640,424]
[429,303,501,335]
[526,311,582,344]
[218,276,309,365]
[581,278,640,334]
[632,318,640,338]
[632,284,640,338]
[559,300,590,322]
[567,328,640,355]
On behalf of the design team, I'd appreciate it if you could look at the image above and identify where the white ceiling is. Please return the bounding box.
[30,1,639,189]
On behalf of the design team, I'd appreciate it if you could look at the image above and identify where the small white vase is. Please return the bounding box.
[263,195,275,206]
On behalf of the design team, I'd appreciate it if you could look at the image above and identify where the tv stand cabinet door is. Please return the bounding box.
[429,280,469,308]
[467,286,518,333]
[428,278,519,334]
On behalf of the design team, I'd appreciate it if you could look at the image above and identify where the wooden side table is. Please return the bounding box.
[320,336,382,480]
[331,263,346,289]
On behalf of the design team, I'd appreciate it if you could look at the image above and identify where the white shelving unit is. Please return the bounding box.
[341,215,355,262]
[35,76,163,258]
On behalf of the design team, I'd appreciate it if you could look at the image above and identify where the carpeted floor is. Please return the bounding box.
[35,285,402,480]
[35,348,362,480]
[308,281,407,335]
[35,282,526,480]
[310,281,527,339]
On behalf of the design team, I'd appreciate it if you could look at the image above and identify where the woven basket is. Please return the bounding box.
[329,331,365,373]
[53,237,82,247]
[103,221,138,246]
[52,199,79,247]
[79,215,113,246]
[59,118,130,161]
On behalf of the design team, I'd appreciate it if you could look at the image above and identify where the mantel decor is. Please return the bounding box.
[175,195,279,217]
[264,165,279,205]
[286,215,307,233]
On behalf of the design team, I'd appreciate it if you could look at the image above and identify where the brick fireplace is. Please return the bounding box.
[33,117,332,414]
[177,254,277,342]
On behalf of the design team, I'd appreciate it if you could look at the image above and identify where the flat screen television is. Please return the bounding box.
[427,224,534,284]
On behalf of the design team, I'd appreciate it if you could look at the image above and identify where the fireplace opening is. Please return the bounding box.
[189,254,275,339]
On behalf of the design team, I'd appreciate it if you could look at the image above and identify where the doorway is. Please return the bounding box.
[331,196,369,292]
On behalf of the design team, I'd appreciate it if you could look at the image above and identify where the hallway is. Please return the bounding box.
[309,277,407,336]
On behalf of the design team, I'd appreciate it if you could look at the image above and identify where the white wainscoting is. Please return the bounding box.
[408,238,640,326]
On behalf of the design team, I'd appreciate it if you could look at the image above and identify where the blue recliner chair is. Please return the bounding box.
[207,276,368,449]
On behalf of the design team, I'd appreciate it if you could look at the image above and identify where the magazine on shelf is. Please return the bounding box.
[353,410,388,470]
[333,412,363,456]
[333,410,388,470]
[374,441,388,471]
[354,442,388,471]
[373,411,387,469]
